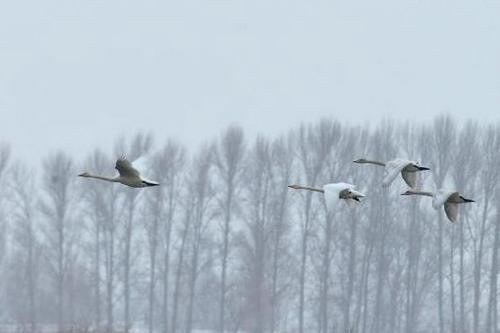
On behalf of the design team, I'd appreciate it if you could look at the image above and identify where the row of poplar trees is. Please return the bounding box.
[1,114,500,333]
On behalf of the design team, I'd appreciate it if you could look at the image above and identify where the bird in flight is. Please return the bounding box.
[79,157,159,188]
[288,182,365,211]
[401,189,474,222]
[353,158,430,188]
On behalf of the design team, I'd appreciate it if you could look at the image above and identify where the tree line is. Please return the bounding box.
[0,114,499,333]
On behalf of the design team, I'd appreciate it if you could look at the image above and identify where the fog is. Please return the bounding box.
[2,1,500,332]
[1,0,499,163]
[0,115,499,333]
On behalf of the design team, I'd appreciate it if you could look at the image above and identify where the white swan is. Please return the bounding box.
[288,182,365,211]
[353,158,430,188]
[79,157,159,188]
[401,189,474,222]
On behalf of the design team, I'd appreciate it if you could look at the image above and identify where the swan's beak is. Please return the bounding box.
[418,166,431,171]
[351,190,365,198]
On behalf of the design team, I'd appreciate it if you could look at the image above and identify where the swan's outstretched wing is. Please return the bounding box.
[401,170,417,188]
[323,184,340,212]
[444,202,459,222]
[131,156,152,176]
[115,158,141,178]
[432,190,455,209]
[382,158,412,187]
[323,183,357,212]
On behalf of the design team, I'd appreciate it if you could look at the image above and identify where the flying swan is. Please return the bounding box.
[288,183,365,211]
[401,189,474,222]
[353,158,430,188]
[79,157,159,188]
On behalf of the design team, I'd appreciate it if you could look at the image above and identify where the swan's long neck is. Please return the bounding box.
[362,159,386,167]
[406,190,434,197]
[289,185,324,193]
[87,174,120,183]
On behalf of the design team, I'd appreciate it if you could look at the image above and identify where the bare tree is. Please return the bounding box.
[115,132,153,333]
[185,145,215,333]
[450,121,481,333]
[336,125,370,333]
[0,143,11,291]
[485,124,500,333]
[214,126,245,333]
[143,140,186,333]
[237,137,275,333]
[171,198,194,333]
[161,142,187,333]
[7,163,39,332]
[40,152,76,332]
[79,149,123,333]
[293,119,337,333]
[367,121,397,333]
[268,135,294,332]
[80,149,119,332]
[420,115,456,333]
[102,176,121,333]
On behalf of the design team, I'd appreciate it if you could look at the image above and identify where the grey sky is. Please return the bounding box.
[1,0,499,163]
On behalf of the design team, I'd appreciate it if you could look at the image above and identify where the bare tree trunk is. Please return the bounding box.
[148,214,159,333]
[57,214,65,332]
[450,227,456,333]
[405,200,417,333]
[438,213,444,333]
[372,190,390,333]
[28,226,36,333]
[343,210,358,333]
[298,193,312,333]
[185,237,200,333]
[95,220,101,331]
[319,213,332,333]
[163,228,172,333]
[106,226,115,333]
[123,191,138,333]
[460,215,466,333]
[473,196,490,333]
[360,242,374,333]
[487,199,500,333]
[172,206,192,333]
[163,178,179,333]
[104,205,117,333]
[220,193,232,333]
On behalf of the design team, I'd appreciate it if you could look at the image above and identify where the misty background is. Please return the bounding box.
[1,0,499,163]
[1,0,500,333]
[1,116,500,333]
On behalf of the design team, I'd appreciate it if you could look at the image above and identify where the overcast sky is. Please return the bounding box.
[1,0,499,162]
